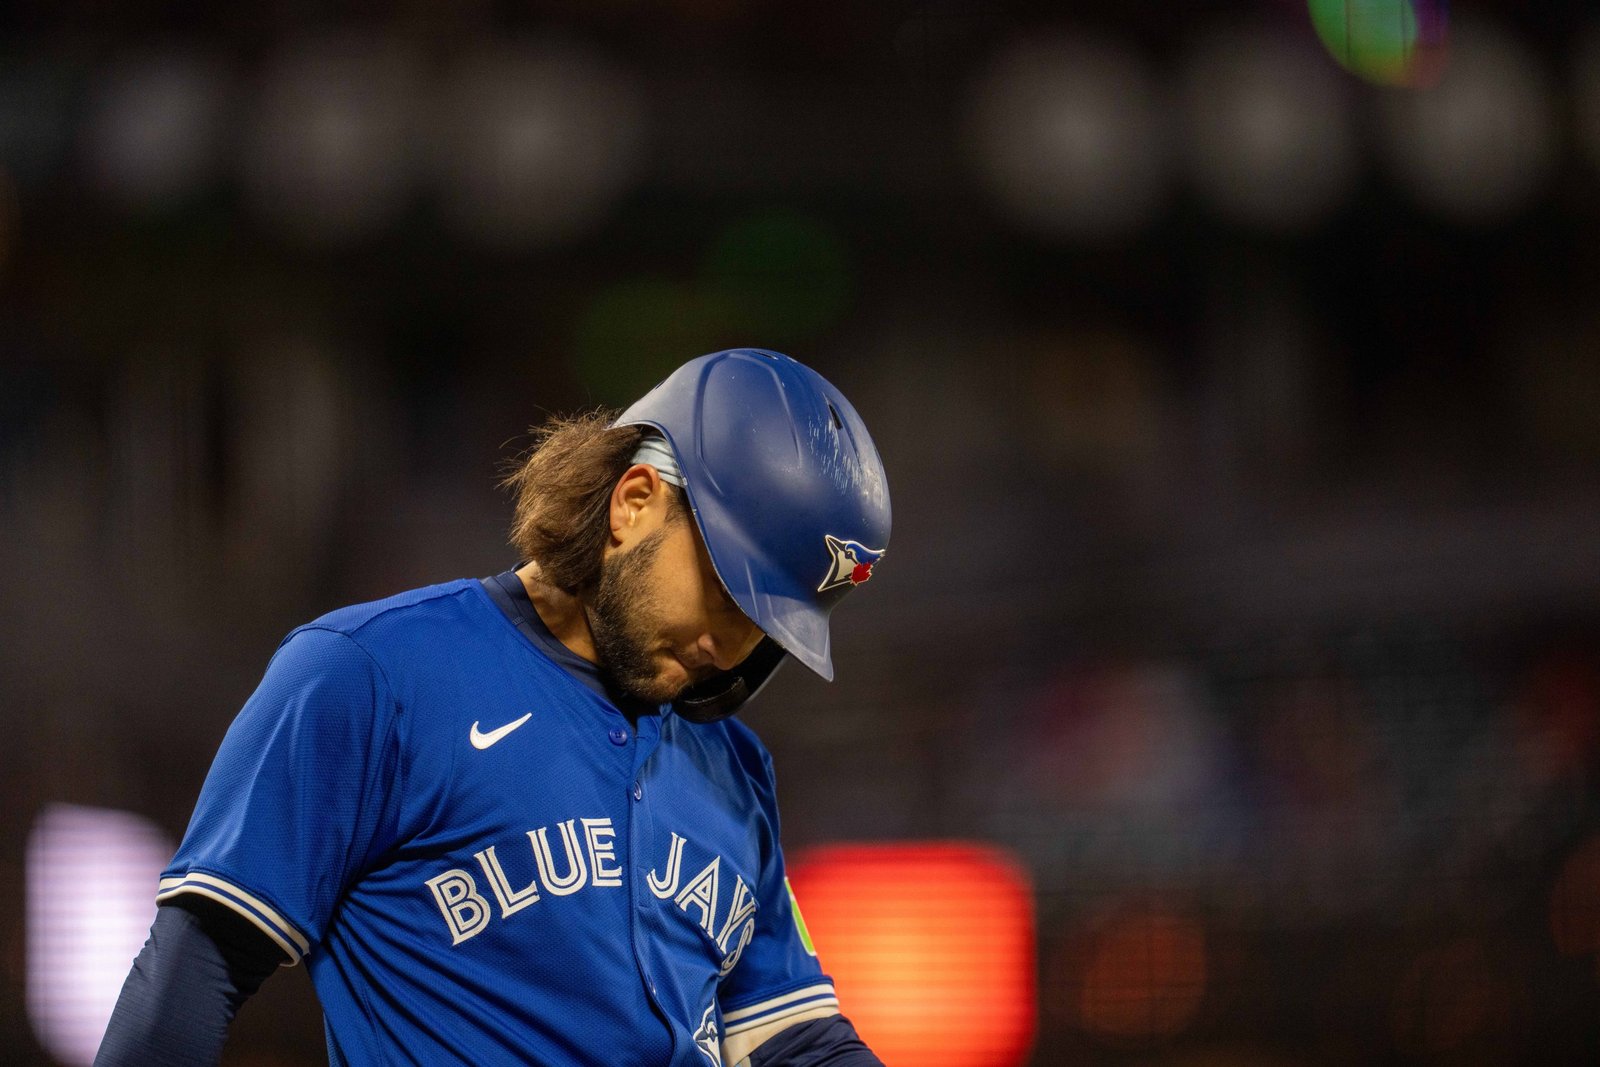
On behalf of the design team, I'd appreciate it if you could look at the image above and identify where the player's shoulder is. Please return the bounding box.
[689,714,778,788]
[290,578,487,649]
[718,715,773,760]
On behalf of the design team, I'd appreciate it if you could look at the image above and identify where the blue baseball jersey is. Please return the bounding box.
[158,577,838,1065]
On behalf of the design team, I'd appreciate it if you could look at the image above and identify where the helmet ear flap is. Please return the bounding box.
[673,638,788,723]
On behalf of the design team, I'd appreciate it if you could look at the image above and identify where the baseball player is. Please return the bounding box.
[95,350,890,1066]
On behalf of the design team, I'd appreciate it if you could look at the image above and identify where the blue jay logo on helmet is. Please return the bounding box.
[817,535,885,593]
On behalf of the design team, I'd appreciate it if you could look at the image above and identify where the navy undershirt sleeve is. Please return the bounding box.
[94,897,283,1067]
[746,1015,885,1067]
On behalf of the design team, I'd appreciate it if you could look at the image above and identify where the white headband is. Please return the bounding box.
[630,433,685,489]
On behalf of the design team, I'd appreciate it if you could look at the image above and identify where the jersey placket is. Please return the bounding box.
[621,712,677,1058]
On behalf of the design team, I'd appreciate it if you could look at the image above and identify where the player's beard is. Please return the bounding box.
[587,527,683,705]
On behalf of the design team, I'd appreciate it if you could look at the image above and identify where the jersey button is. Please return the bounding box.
[608,726,629,745]
[632,781,643,801]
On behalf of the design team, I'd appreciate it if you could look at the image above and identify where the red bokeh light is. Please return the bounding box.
[1391,940,1506,1055]
[1072,904,1208,1045]
[788,841,1036,1067]
[1515,652,1600,784]
[1551,835,1600,956]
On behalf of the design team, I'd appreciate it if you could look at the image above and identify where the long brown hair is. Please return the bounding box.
[501,410,647,594]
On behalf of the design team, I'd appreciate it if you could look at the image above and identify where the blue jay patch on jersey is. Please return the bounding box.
[692,1002,721,1065]
[816,534,885,592]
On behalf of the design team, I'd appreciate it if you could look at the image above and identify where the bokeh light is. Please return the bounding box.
[1390,940,1506,1055]
[701,210,853,349]
[1550,835,1600,957]
[1023,664,1224,813]
[1307,0,1450,88]
[1377,18,1558,223]
[961,32,1168,239]
[27,805,173,1067]
[789,842,1036,1067]
[432,40,646,248]
[1181,27,1358,231]
[241,36,422,245]
[80,48,230,208]
[1513,650,1600,786]
[1071,904,1208,1046]
[571,278,739,404]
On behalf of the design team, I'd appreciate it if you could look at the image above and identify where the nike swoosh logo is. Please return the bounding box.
[470,712,533,750]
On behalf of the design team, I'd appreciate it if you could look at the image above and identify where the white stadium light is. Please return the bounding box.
[27,804,174,1067]
[1378,18,1559,223]
[81,48,230,207]
[1181,27,1359,232]
[241,35,423,244]
[961,32,1170,239]
[431,40,647,248]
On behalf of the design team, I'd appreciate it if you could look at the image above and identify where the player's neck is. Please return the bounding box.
[515,564,600,665]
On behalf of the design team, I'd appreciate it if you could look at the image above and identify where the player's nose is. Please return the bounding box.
[699,620,761,672]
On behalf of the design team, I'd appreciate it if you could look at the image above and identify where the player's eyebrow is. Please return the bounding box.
[707,574,736,611]
[691,525,734,607]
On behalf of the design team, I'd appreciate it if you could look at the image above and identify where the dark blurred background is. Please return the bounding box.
[3,1,1600,1063]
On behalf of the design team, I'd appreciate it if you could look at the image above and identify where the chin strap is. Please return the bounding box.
[673,638,789,724]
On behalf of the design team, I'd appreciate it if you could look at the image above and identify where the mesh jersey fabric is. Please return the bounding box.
[160,578,835,1066]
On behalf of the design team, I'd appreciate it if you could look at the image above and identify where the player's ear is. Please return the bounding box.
[609,463,664,543]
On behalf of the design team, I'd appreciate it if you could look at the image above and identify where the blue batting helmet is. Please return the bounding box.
[615,348,891,720]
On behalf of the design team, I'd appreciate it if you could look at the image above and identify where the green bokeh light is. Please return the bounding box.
[1308,0,1448,87]
[702,210,853,349]
[571,279,739,405]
